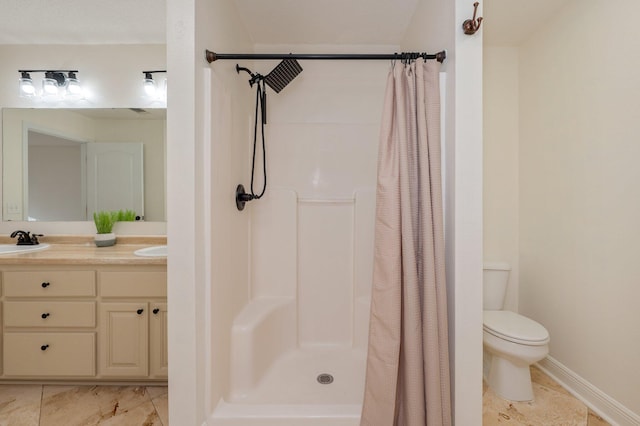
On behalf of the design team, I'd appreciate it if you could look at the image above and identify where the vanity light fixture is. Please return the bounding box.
[18,69,83,101]
[142,70,167,99]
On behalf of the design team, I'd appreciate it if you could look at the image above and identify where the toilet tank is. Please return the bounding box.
[483,262,511,310]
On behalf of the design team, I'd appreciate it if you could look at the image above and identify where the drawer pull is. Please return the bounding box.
[153,308,160,314]
[41,313,50,319]
[41,282,50,288]
[41,344,49,351]
[137,308,144,315]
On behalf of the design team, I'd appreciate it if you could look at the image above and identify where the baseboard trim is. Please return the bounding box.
[537,356,640,426]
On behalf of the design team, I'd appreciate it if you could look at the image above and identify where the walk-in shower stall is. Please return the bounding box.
[207,54,387,425]
[196,2,455,425]
[206,51,447,425]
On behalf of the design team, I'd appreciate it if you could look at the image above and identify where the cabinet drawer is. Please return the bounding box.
[3,271,96,297]
[99,271,166,298]
[4,332,95,377]
[4,301,96,328]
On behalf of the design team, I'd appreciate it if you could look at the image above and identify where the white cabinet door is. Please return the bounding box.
[98,302,148,377]
[86,142,144,218]
[150,302,168,378]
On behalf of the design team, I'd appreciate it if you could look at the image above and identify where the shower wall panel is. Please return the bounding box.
[250,190,298,299]
[297,200,354,346]
[246,59,388,349]
[265,123,379,200]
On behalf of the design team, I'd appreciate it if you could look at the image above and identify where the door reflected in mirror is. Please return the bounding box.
[2,108,166,222]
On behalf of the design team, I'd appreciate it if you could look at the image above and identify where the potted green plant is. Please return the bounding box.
[93,210,119,247]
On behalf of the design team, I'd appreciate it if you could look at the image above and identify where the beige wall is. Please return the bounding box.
[483,46,519,311]
[0,44,165,109]
[484,0,640,417]
[519,0,640,414]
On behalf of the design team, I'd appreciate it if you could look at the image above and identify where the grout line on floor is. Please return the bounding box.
[38,384,43,426]
[148,386,165,426]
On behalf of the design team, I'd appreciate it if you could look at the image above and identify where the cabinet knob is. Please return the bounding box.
[153,308,160,315]
[41,344,49,351]
[137,308,144,315]
[41,282,50,288]
[41,313,50,319]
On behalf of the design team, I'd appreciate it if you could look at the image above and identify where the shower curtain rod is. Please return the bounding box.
[205,50,446,64]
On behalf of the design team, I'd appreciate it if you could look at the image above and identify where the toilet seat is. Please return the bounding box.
[483,310,549,346]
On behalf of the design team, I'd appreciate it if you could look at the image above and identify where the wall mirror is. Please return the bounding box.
[2,108,166,222]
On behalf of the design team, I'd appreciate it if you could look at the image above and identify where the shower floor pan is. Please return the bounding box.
[234,346,366,404]
[213,347,365,426]
[212,297,367,425]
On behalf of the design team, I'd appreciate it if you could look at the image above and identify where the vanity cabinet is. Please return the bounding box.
[98,270,167,380]
[0,264,167,383]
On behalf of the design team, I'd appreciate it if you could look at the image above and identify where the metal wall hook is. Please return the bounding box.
[462,2,483,35]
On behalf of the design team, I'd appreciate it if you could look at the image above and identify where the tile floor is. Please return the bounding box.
[0,384,167,425]
[484,366,610,426]
[0,369,613,426]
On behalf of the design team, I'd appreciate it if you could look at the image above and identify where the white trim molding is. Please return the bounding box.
[537,356,640,426]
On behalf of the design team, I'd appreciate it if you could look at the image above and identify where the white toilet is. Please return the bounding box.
[483,262,550,401]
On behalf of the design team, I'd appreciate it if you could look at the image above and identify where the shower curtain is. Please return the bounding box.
[360,59,451,426]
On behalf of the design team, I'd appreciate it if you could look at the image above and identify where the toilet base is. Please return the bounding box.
[488,355,534,402]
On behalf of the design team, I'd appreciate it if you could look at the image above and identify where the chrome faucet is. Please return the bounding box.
[10,230,43,245]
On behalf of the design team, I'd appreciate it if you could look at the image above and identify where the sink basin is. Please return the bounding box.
[134,245,167,257]
[0,243,50,255]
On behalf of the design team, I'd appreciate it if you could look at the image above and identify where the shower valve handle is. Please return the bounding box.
[235,184,256,211]
[237,192,254,203]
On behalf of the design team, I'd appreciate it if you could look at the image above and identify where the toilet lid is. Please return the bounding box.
[483,310,549,345]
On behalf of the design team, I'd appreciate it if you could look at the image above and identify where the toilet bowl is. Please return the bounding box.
[483,263,550,402]
[483,310,549,401]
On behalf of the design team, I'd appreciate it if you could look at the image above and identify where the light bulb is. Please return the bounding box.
[42,76,59,96]
[144,73,156,96]
[65,72,83,99]
[18,72,36,97]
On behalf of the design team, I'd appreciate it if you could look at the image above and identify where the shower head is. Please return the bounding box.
[264,59,303,93]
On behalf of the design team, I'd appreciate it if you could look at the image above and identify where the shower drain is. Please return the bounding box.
[317,373,334,385]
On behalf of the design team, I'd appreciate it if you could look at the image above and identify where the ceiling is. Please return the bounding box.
[0,0,571,47]
[0,0,418,46]
[0,0,165,44]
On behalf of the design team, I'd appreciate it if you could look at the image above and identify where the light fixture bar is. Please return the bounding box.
[18,69,79,73]
[17,69,83,100]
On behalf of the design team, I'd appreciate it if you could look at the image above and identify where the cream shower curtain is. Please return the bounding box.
[360,59,451,426]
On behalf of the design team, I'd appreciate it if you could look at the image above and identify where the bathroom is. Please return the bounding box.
[0,1,638,425]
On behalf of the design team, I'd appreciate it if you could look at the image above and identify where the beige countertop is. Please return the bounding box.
[0,236,167,266]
